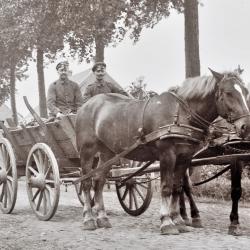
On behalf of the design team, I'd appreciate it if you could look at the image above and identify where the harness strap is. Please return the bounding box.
[168,91,212,130]
[168,91,236,135]
[193,164,231,186]
[228,114,250,123]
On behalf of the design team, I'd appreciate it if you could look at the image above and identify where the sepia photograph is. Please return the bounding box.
[1,0,250,249]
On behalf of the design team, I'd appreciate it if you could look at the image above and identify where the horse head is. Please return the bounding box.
[210,68,250,139]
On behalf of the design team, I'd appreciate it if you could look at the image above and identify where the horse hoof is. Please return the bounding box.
[83,219,97,230]
[97,217,112,228]
[183,217,192,226]
[228,225,242,236]
[176,225,193,233]
[160,224,179,235]
[192,218,203,228]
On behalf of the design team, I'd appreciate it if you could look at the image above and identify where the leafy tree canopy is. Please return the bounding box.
[58,0,183,62]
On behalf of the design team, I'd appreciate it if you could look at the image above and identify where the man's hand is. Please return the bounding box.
[56,112,64,118]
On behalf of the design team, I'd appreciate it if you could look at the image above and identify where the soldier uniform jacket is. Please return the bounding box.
[82,80,128,103]
[47,79,83,116]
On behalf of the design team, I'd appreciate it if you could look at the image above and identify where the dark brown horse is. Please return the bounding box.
[180,118,250,236]
[75,69,250,234]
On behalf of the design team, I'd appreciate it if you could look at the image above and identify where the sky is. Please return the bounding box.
[10,0,250,116]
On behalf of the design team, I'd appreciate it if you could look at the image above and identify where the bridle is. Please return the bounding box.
[215,76,250,123]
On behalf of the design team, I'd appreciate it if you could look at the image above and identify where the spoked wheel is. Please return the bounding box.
[26,143,60,221]
[116,161,153,216]
[0,138,17,214]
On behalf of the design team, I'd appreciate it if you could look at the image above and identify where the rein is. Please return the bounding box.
[192,164,231,186]
[168,91,212,131]
[227,113,250,123]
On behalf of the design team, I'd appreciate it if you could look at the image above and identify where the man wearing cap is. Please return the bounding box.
[82,62,129,103]
[47,61,83,118]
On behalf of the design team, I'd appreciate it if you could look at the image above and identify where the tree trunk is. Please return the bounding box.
[10,61,18,125]
[184,0,200,78]
[95,36,104,62]
[184,0,201,183]
[36,48,48,118]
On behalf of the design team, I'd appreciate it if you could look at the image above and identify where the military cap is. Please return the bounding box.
[56,61,69,71]
[92,62,106,72]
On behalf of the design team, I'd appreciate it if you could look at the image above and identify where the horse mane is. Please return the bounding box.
[176,71,245,100]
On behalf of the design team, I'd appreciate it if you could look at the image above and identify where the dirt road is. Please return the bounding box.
[1,179,250,250]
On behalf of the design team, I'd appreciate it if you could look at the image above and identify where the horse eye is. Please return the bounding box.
[225,92,233,97]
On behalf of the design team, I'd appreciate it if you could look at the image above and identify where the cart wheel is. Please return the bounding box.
[0,138,17,214]
[116,161,153,216]
[75,181,94,207]
[26,143,60,221]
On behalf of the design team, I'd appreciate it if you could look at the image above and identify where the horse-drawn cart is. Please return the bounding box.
[1,93,250,234]
[1,98,250,222]
[0,97,154,220]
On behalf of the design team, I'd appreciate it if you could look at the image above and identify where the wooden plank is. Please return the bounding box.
[20,124,36,144]
[5,118,16,128]
[10,129,31,146]
[58,116,78,153]
[0,122,26,161]
[191,153,250,167]
[111,165,160,178]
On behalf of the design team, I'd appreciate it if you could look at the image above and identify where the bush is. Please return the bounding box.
[192,165,250,202]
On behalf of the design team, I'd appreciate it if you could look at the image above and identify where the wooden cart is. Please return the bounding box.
[0,98,153,220]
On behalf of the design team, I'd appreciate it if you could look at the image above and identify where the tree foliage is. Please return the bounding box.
[126,76,158,100]
[19,0,65,60]
[125,0,184,42]
[0,0,31,123]
[58,0,127,62]
[58,0,184,62]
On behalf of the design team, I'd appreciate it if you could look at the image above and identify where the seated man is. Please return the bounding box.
[47,61,83,118]
[82,62,129,103]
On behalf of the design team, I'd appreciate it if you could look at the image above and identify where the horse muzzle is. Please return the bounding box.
[234,115,250,139]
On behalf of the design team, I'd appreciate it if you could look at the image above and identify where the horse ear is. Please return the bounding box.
[208,68,224,81]
[235,65,244,75]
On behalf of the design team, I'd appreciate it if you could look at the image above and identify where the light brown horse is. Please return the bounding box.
[75,69,250,234]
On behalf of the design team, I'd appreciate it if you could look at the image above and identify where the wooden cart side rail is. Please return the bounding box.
[20,124,36,144]
[0,121,26,161]
[55,115,78,154]
[23,96,66,157]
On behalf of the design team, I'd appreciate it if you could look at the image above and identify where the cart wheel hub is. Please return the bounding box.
[29,174,46,189]
[0,169,7,183]
[126,178,136,188]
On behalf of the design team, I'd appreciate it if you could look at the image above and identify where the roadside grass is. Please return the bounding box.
[192,178,250,203]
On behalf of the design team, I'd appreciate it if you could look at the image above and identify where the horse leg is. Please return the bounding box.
[93,150,114,229]
[179,176,191,226]
[80,145,97,230]
[170,163,193,233]
[228,161,243,236]
[182,169,203,228]
[159,149,179,235]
